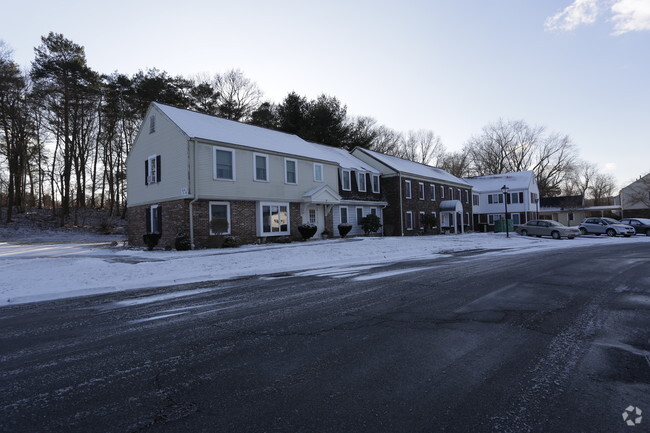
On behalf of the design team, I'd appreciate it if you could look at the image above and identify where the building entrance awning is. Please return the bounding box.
[439,200,463,213]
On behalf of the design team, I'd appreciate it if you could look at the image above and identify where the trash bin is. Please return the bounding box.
[494,220,513,233]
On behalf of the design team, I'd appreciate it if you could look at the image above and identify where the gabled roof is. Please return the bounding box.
[464,171,536,192]
[312,145,380,173]
[354,147,470,186]
[153,102,338,163]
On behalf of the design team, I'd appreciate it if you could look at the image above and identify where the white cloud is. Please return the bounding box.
[545,0,601,32]
[545,0,650,34]
[611,0,650,34]
[604,162,617,172]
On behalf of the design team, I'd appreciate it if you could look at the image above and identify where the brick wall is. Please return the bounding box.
[127,199,190,248]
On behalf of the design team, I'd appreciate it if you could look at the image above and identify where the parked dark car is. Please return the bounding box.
[578,217,635,237]
[515,220,581,239]
[619,218,650,236]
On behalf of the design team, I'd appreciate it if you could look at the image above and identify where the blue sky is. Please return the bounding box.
[3,0,649,188]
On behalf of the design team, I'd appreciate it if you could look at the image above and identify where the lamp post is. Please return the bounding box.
[501,185,510,238]
[534,196,539,220]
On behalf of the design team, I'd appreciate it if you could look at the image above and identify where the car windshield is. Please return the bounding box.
[547,221,563,227]
[602,218,619,225]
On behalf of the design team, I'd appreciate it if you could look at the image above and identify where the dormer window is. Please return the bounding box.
[341,169,351,191]
[371,174,380,193]
[358,172,366,192]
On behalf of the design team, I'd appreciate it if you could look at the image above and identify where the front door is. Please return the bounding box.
[307,205,325,238]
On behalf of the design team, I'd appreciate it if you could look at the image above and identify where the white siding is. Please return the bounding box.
[195,141,339,202]
[127,106,191,207]
[332,205,383,236]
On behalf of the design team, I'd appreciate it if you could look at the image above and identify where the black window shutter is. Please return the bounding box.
[145,160,149,185]
[145,207,151,232]
[519,192,524,203]
[157,206,162,233]
[156,155,161,182]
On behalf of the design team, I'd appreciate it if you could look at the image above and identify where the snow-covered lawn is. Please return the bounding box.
[1,231,649,305]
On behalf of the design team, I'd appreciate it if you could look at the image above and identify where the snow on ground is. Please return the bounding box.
[1,229,649,306]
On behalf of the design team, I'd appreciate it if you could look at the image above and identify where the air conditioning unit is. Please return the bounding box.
[148,175,157,184]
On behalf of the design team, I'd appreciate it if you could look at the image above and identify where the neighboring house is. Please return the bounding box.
[126,103,345,248]
[465,171,540,231]
[620,173,650,218]
[312,145,388,236]
[539,195,621,225]
[351,148,472,235]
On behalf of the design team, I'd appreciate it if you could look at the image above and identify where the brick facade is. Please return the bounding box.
[381,176,473,236]
[128,199,304,249]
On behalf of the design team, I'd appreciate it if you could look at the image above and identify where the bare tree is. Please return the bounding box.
[213,69,263,121]
[589,173,617,205]
[563,161,597,196]
[465,119,577,197]
[399,130,446,165]
[440,151,471,178]
[368,126,403,156]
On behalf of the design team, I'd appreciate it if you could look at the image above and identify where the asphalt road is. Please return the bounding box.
[1,243,649,433]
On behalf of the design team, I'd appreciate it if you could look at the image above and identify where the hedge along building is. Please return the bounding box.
[351,147,473,236]
[310,144,388,236]
[126,103,344,248]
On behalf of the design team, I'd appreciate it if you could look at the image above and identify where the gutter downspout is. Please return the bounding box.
[398,174,403,236]
[188,139,199,249]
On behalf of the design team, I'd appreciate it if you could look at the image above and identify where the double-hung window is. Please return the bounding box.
[371,174,380,193]
[418,182,425,200]
[214,147,235,180]
[146,205,162,233]
[430,184,436,201]
[356,207,364,225]
[313,163,323,182]
[145,154,161,185]
[254,153,269,182]
[340,207,349,224]
[473,194,480,206]
[209,202,231,235]
[260,202,290,235]
[358,172,366,192]
[419,211,425,229]
[440,185,445,199]
[341,169,351,191]
[405,211,413,230]
[285,158,297,184]
[405,180,412,199]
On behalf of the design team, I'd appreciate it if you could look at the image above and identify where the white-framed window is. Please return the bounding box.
[146,154,160,185]
[358,172,366,192]
[531,192,538,202]
[149,115,155,134]
[260,202,290,235]
[430,184,436,201]
[440,185,445,199]
[419,211,425,229]
[464,190,469,203]
[418,182,425,200]
[449,187,453,200]
[510,192,520,204]
[465,212,470,225]
[309,208,317,224]
[512,213,521,225]
[371,174,380,193]
[488,214,504,225]
[473,194,480,206]
[370,207,378,217]
[340,206,349,224]
[405,180,412,199]
[284,158,297,184]
[457,188,461,202]
[146,204,161,233]
[313,163,323,182]
[405,211,413,230]
[213,146,235,180]
[253,153,268,182]
[488,193,504,204]
[431,211,437,228]
[341,169,351,191]
[356,207,364,225]
[209,201,231,235]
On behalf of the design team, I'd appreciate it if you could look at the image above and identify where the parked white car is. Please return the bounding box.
[578,217,635,237]
[515,220,581,239]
